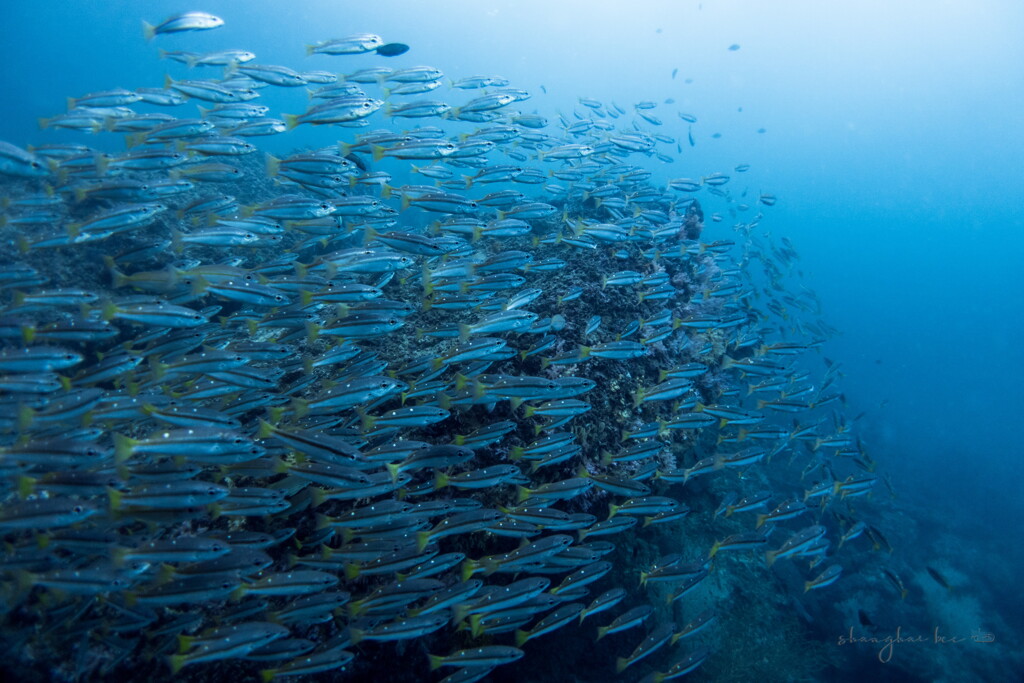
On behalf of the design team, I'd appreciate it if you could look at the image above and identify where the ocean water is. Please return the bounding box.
[0,1,1021,681]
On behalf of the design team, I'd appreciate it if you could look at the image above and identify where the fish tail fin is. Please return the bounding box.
[265,154,280,177]
[13,569,36,593]
[93,154,109,177]
[167,655,186,674]
[170,229,185,255]
[16,476,36,500]
[142,20,157,42]
[107,487,123,511]
[112,433,135,462]
[256,419,277,440]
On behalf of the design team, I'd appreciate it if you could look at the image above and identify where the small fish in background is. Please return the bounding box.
[728,43,741,51]
[307,33,384,55]
[883,568,909,600]
[926,566,953,591]
[804,565,843,592]
[376,43,410,57]
[142,12,224,41]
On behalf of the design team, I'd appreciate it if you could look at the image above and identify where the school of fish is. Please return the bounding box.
[0,12,893,682]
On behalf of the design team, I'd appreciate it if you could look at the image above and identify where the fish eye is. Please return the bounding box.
[73,505,84,513]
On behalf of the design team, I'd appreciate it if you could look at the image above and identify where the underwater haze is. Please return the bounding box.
[0,0,1021,681]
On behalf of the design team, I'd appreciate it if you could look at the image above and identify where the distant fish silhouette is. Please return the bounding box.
[376,43,410,57]
[343,153,367,173]
[926,566,953,591]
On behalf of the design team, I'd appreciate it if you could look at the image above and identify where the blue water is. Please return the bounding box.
[1,0,1022,679]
